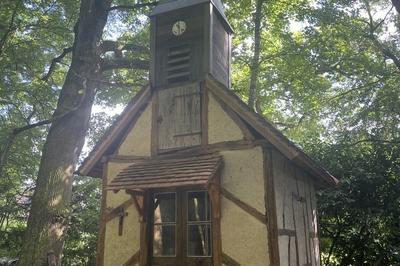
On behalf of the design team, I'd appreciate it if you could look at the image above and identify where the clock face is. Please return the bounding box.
[172,21,186,36]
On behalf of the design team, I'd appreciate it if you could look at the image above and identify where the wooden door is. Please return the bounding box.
[150,190,213,266]
[157,83,202,150]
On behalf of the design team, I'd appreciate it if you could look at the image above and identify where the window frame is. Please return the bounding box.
[186,190,212,258]
[152,191,178,257]
[150,188,214,263]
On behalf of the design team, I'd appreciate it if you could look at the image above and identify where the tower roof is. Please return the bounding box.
[150,0,233,32]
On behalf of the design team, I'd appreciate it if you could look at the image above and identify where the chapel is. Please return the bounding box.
[78,0,338,265]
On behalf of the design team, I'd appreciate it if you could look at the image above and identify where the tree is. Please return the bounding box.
[248,0,265,110]
[11,0,151,264]
[0,0,399,264]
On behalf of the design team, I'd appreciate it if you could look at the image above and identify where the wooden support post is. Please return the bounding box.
[263,147,280,266]
[126,189,149,266]
[117,207,128,236]
[208,173,222,266]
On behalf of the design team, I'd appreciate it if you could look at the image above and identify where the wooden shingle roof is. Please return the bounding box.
[107,154,223,191]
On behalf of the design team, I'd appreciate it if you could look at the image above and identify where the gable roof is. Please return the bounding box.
[78,77,338,186]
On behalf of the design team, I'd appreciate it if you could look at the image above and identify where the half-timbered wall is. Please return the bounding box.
[220,147,269,265]
[272,150,320,266]
[103,162,141,266]
[96,78,325,266]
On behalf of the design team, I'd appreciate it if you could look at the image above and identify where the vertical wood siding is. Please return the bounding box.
[157,83,202,149]
[272,150,320,266]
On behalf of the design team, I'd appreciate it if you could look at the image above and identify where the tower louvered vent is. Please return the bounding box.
[166,45,191,84]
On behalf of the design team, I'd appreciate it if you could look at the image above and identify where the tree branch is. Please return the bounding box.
[107,2,158,12]
[346,138,400,147]
[363,0,400,71]
[41,47,73,81]
[100,58,149,71]
[0,1,21,55]
[100,40,149,55]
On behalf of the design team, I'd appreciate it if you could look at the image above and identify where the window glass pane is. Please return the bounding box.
[154,193,176,223]
[153,225,176,256]
[188,191,210,222]
[187,224,212,256]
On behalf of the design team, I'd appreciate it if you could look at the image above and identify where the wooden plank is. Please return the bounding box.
[151,92,159,156]
[107,154,150,162]
[123,250,140,266]
[156,139,268,157]
[291,193,300,266]
[220,187,267,225]
[95,161,108,266]
[158,83,202,150]
[139,192,150,266]
[299,172,313,265]
[294,171,310,266]
[126,190,145,221]
[263,148,280,265]
[107,180,208,190]
[150,16,156,86]
[222,252,240,266]
[201,82,209,145]
[209,180,222,266]
[278,228,296,237]
[105,198,135,223]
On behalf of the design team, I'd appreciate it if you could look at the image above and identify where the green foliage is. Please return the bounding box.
[63,176,101,266]
[313,140,400,265]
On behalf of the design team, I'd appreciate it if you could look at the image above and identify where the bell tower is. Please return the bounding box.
[150,0,233,88]
[150,0,233,151]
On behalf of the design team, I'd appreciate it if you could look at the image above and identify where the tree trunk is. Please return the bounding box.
[248,0,264,110]
[18,0,111,265]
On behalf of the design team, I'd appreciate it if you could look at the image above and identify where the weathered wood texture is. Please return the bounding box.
[153,5,206,87]
[157,83,202,150]
[272,149,320,266]
[107,154,223,191]
[263,148,280,265]
[211,10,230,87]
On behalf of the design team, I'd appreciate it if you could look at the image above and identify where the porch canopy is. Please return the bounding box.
[107,154,223,192]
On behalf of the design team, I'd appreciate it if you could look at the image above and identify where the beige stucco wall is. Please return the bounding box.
[208,92,244,144]
[103,162,141,266]
[118,103,152,156]
[220,147,269,265]
[221,198,269,265]
[220,147,266,213]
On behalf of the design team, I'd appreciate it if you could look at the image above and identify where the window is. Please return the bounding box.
[151,190,213,265]
[187,191,212,257]
[153,192,176,256]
